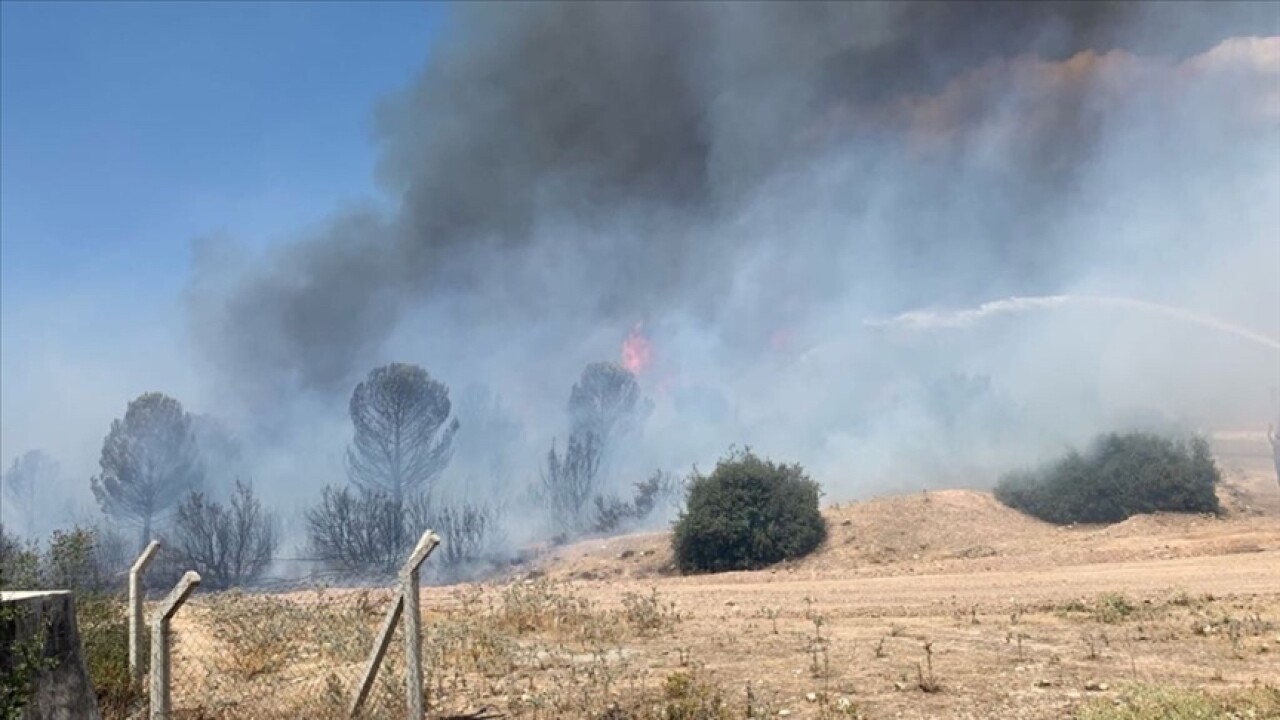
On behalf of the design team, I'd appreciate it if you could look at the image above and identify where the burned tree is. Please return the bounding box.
[311,363,459,571]
[170,479,279,589]
[539,432,603,533]
[568,362,646,445]
[346,363,459,506]
[91,393,203,551]
[538,362,652,535]
[305,486,407,572]
[405,494,503,573]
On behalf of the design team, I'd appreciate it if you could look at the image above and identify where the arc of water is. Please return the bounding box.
[864,294,1280,353]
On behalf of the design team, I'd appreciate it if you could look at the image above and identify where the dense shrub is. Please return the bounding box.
[0,600,54,718]
[0,531,39,590]
[77,594,146,718]
[672,449,826,574]
[994,432,1221,525]
[1,526,128,593]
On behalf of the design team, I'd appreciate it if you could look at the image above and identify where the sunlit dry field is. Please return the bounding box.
[167,434,1280,719]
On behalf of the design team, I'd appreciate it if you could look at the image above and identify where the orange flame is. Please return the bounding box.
[621,323,652,375]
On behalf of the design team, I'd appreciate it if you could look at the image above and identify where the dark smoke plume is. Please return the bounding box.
[190,1,1277,409]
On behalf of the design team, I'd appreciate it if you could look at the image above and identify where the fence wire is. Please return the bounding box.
[160,586,410,720]
[94,570,686,720]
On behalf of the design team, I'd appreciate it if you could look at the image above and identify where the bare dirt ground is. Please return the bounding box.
[419,432,1279,719]
[167,434,1280,719]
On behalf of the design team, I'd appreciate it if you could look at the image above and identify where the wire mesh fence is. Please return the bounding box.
[163,586,409,719]
[85,530,686,720]
[102,531,441,720]
[123,579,684,720]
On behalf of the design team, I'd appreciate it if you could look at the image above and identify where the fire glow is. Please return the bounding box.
[621,323,653,375]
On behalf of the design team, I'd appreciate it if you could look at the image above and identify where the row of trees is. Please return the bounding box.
[3,358,665,587]
[305,360,672,576]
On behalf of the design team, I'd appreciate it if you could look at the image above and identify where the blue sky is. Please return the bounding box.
[0,1,444,484]
[2,1,442,300]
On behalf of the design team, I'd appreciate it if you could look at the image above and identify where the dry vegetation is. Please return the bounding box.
[151,434,1278,720]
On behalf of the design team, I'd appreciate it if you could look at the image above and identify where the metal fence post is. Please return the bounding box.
[402,531,440,720]
[129,540,161,682]
[150,571,200,720]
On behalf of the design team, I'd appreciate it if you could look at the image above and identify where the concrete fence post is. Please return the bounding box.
[149,571,200,720]
[401,531,440,720]
[129,540,161,683]
[348,530,440,719]
[348,594,404,717]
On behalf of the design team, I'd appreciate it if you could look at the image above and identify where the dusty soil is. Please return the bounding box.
[425,432,1280,719]
[166,433,1280,719]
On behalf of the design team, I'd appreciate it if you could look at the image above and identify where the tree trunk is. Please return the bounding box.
[141,515,152,554]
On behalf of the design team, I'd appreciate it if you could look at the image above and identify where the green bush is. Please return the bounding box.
[1,528,141,718]
[0,602,55,720]
[76,594,146,718]
[0,532,39,590]
[994,432,1220,525]
[1,526,128,594]
[672,449,826,574]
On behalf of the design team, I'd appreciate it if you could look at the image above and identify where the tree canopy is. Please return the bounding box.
[90,392,203,550]
[346,363,459,505]
[568,361,646,445]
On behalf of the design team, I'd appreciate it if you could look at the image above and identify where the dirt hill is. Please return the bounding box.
[477,434,1279,718]
[528,438,1278,585]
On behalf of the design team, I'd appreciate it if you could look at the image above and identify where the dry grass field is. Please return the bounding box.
[165,433,1280,719]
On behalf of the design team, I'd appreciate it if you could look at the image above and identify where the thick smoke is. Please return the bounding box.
[184,2,1278,506]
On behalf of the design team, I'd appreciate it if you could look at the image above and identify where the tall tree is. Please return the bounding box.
[538,363,651,535]
[91,393,203,550]
[539,432,603,533]
[346,363,459,506]
[568,362,646,445]
[1,450,59,538]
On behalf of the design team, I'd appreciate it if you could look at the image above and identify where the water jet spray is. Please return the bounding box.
[864,295,1280,354]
